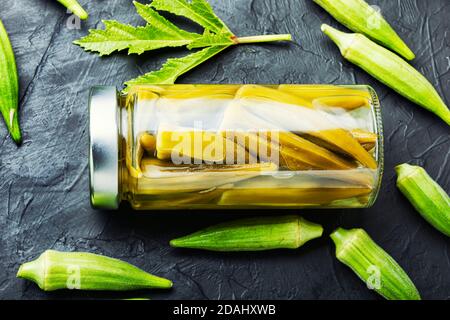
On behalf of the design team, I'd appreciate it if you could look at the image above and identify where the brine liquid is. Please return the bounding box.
[119,84,382,209]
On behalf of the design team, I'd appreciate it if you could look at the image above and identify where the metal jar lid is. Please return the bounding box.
[89,86,119,209]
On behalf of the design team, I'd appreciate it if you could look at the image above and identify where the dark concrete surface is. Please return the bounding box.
[0,0,449,300]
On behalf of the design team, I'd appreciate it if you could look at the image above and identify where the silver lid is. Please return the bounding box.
[89,86,119,209]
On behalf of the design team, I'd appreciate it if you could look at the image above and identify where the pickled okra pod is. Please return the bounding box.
[222,130,356,170]
[313,96,369,110]
[218,186,372,207]
[278,84,371,102]
[313,0,415,60]
[349,129,377,151]
[396,164,450,237]
[301,129,377,155]
[170,216,323,251]
[17,250,172,291]
[234,85,378,169]
[130,188,227,209]
[155,123,256,164]
[330,228,420,300]
[322,25,450,126]
[218,105,356,170]
[138,160,277,195]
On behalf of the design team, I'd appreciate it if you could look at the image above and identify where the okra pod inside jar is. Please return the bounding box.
[89,84,383,210]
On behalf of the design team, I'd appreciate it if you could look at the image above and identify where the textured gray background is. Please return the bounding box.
[0,0,449,300]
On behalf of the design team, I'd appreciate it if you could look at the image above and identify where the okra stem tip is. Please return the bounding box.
[329,227,352,249]
[17,259,44,289]
[320,24,353,56]
[395,163,417,181]
[299,217,324,246]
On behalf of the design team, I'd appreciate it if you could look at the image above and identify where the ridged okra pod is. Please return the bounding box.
[396,164,450,237]
[321,24,450,126]
[17,250,173,291]
[313,0,415,60]
[0,20,21,144]
[57,0,89,20]
[331,228,420,300]
[170,215,323,252]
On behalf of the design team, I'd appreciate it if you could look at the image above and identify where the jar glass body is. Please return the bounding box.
[96,84,383,210]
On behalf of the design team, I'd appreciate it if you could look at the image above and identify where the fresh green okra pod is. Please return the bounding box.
[321,24,450,126]
[396,163,450,237]
[331,228,421,300]
[57,0,89,20]
[313,0,415,60]
[170,215,323,252]
[17,250,173,291]
[0,20,21,144]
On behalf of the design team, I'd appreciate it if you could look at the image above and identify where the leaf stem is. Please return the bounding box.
[235,34,292,44]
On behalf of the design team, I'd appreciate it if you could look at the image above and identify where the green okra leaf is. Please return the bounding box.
[76,0,291,87]
[133,1,200,39]
[321,24,450,126]
[58,0,88,20]
[313,0,414,60]
[331,228,421,300]
[170,215,323,252]
[0,20,21,144]
[73,20,200,56]
[396,163,450,237]
[75,1,291,56]
[150,0,232,35]
[17,250,173,291]
[74,2,201,56]
[124,45,229,90]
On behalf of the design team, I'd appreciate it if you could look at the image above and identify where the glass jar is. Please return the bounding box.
[89,84,383,210]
